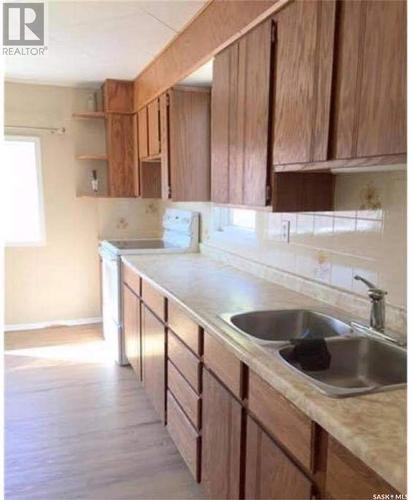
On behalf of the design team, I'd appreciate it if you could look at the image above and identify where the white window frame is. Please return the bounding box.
[5,135,46,247]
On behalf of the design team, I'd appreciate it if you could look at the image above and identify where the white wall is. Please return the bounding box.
[4,82,159,327]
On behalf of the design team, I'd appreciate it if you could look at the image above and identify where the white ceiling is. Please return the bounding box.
[5,0,208,88]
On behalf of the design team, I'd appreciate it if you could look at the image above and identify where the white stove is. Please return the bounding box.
[99,208,199,365]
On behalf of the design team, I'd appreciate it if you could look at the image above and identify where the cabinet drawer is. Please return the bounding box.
[168,301,202,355]
[168,332,201,393]
[122,264,141,297]
[142,279,165,321]
[204,331,242,398]
[326,436,399,499]
[167,391,200,481]
[248,370,314,471]
[168,361,200,429]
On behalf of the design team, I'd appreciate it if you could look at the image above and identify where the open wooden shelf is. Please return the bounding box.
[76,154,107,161]
[72,111,106,119]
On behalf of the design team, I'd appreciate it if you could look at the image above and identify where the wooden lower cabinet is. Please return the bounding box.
[245,416,312,500]
[326,437,399,500]
[122,284,141,379]
[167,391,200,481]
[201,369,242,499]
[142,304,166,422]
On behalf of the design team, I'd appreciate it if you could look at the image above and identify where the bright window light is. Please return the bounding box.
[4,136,46,246]
[230,209,256,230]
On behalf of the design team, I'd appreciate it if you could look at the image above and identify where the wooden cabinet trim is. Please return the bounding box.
[103,79,134,113]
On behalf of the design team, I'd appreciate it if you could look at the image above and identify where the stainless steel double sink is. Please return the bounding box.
[220,310,407,398]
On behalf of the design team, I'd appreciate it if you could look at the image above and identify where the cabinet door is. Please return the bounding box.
[326,437,399,500]
[331,0,406,158]
[211,45,232,204]
[201,369,242,499]
[159,92,170,199]
[211,20,272,207]
[245,416,312,500]
[123,284,141,379]
[148,99,161,157]
[272,0,336,165]
[106,113,137,197]
[142,304,165,422]
[169,88,211,202]
[138,107,148,159]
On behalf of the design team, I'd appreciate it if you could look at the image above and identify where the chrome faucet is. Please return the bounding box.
[354,275,387,332]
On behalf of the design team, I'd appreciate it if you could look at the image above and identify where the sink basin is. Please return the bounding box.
[278,336,407,397]
[221,309,351,344]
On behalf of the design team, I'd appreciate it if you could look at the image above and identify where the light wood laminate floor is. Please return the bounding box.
[5,324,203,500]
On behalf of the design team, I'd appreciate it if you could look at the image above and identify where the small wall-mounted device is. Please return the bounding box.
[281,220,290,243]
[91,169,98,192]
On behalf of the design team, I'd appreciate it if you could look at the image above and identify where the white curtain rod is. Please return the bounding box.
[5,125,66,134]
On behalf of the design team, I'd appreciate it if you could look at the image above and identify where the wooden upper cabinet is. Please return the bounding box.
[169,88,211,202]
[138,107,148,159]
[211,19,272,207]
[201,369,242,499]
[211,47,231,204]
[103,79,134,113]
[272,0,336,166]
[245,416,312,500]
[148,99,161,157]
[331,0,406,159]
[106,113,138,197]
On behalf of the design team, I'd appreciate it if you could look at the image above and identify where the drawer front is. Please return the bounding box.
[248,370,314,471]
[122,264,141,297]
[167,391,200,481]
[204,331,241,398]
[168,361,200,429]
[326,437,399,499]
[142,279,165,321]
[168,332,201,393]
[168,301,201,355]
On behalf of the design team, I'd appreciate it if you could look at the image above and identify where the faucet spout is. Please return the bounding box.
[354,275,387,332]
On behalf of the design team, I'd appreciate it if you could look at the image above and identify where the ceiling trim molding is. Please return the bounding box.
[133,0,292,110]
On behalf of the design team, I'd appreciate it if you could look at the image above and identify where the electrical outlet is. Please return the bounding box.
[281,220,290,243]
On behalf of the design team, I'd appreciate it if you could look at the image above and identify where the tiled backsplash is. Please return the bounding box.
[159,169,406,333]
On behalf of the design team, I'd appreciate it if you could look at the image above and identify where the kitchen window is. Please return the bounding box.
[4,136,46,246]
[213,207,256,233]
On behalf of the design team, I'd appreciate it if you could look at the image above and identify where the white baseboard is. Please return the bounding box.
[4,317,102,332]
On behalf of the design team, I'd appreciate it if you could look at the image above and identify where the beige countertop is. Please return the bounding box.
[122,253,407,493]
